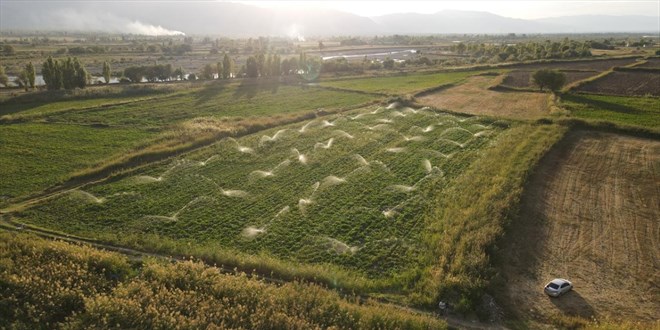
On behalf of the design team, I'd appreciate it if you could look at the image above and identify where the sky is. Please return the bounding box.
[233,1,660,19]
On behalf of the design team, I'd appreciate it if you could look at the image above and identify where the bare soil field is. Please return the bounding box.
[497,130,660,324]
[636,57,660,69]
[512,57,639,72]
[576,71,660,96]
[416,75,550,119]
[501,70,597,89]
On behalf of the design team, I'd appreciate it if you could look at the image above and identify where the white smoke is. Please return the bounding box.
[286,24,305,41]
[45,9,185,36]
[126,21,185,36]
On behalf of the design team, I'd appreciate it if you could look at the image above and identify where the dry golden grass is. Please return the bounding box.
[416,75,550,120]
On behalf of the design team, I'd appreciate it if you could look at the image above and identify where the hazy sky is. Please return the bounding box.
[234,1,660,19]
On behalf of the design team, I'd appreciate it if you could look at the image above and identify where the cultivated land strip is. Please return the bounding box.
[498,130,660,323]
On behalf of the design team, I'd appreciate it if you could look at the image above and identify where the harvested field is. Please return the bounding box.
[576,71,660,96]
[498,130,660,324]
[417,75,550,119]
[501,70,597,89]
[512,57,639,71]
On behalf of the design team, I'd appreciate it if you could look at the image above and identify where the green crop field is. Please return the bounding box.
[4,83,377,127]
[0,83,377,206]
[0,123,155,205]
[561,93,660,129]
[319,70,489,94]
[16,103,509,290]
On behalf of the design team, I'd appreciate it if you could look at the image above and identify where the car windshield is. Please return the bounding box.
[547,283,560,289]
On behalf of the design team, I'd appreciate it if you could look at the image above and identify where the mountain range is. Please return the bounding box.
[1,1,658,36]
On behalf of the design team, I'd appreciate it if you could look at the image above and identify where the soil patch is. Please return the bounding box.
[497,130,660,323]
[576,71,660,96]
[501,70,597,89]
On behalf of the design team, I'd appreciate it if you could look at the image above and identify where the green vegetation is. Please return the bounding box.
[451,38,593,61]
[42,56,88,90]
[0,231,446,329]
[320,71,482,94]
[0,123,155,204]
[0,83,376,205]
[561,93,660,129]
[16,104,507,295]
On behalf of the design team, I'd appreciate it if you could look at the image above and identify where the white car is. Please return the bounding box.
[544,278,573,297]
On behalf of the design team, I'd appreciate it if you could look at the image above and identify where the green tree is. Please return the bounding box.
[383,57,395,69]
[271,54,281,76]
[42,56,63,90]
[173,67,184,80]
[16,70,29,91]
[531,69,566,92]
[199,63,216,80]
[222,53,232,79]
[0,65,8,87]
[25,62,36,89]
[246,56,259,78]
[123,66,144,83]
[256,52,265,77]
[102,61,111,84]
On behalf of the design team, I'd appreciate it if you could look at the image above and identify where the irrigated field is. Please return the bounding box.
[0,123,155,206]
[497,130,660,325]
[417,75,550,119]
[15,103,507,289]
[0,82,377,205]
[575,71,660,96]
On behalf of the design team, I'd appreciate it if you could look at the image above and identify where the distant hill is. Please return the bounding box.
[534,15,660,33]
[0,2,657,36]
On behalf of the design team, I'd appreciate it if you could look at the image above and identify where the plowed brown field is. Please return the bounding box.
[498,130,660,323]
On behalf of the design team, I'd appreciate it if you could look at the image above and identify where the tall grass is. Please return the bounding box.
[411,123,568,310]
[0,231,446,329]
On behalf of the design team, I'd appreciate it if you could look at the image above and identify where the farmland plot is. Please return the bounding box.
[17,103,507,281]
[498,130,660,323]
[575,71,660,97]
[501,70,597,89]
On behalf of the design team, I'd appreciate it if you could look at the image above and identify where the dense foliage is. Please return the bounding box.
[41,56,88,90]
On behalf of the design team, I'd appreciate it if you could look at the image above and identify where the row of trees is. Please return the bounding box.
[450,39,593,62]
[42,57,88,90]
[123,64,182,83]
[199,53,234,79]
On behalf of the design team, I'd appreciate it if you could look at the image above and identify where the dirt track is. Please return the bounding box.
[498,130,660,323]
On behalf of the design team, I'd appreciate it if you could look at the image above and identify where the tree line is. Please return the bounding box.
[450,38,593,62]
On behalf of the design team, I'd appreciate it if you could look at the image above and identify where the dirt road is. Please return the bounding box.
[498,130,660,323]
